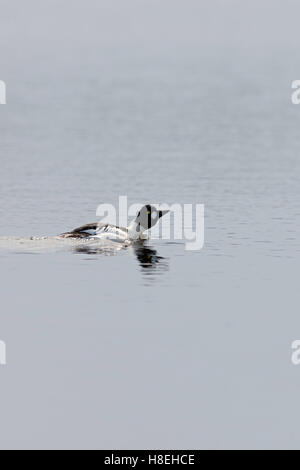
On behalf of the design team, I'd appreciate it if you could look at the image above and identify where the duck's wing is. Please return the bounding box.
[59,222,104,238]
[59,223,128,239]
[93,224,129,242]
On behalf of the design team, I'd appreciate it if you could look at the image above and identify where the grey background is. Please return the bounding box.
[1,0,300,449]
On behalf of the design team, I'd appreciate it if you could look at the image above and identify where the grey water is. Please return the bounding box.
[1,0,300,449]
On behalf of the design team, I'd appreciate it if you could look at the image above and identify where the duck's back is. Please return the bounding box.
[59,223,128,241]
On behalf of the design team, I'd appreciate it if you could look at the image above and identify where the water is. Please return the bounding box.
[1,0,300,449]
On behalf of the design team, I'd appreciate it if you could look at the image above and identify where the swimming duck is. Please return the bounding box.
[59,204,169,243]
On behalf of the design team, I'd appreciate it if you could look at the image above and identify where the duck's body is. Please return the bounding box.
[59,205,168,243]
[60,222,136,242]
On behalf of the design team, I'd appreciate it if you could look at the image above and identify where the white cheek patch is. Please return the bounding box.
[151,211,157,219]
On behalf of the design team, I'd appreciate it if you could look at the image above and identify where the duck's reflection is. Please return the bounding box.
[74,240,168,274]
[132,242,168,274]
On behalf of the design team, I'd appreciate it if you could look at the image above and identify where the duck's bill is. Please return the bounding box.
[158,210,170,218]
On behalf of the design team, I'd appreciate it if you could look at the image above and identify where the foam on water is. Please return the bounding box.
[0,236,129,254]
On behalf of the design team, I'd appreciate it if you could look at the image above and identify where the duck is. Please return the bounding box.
[59,204,169,243]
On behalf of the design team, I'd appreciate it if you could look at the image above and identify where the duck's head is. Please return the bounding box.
[133,204,169,234]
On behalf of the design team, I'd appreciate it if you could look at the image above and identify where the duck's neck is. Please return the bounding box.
[127,219,145,240]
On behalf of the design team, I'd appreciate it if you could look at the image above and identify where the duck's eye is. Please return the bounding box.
[151,211,157,219]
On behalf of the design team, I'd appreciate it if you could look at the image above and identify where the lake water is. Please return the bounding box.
[1,0,300,449]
